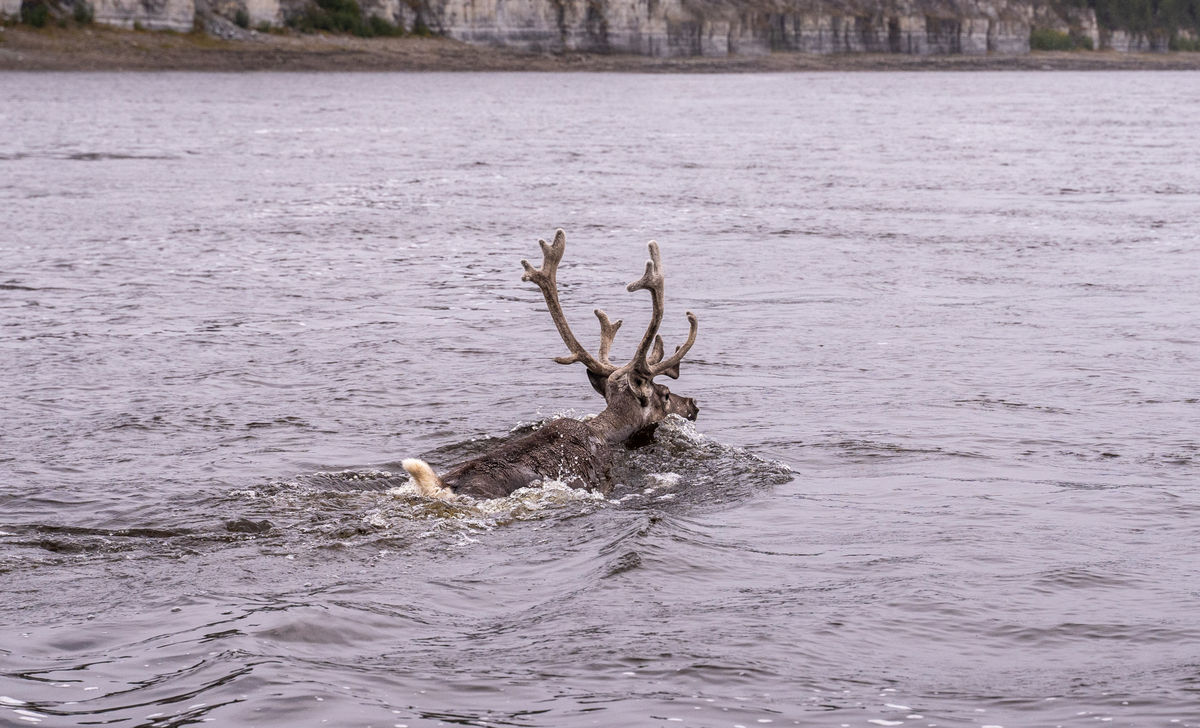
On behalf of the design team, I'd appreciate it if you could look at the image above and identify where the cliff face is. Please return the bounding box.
[1,0,195,29]
[2,0,1119,56]
[93,0,194,29]
[420,0,1053,55]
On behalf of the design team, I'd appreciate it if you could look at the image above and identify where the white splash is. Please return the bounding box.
[366,477,607,531]
[472,479,607,516]
[647,472,682,488]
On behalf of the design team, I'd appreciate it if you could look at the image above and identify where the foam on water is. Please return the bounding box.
[233,415,790,539]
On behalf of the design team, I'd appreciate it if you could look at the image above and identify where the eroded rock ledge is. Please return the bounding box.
[1,0,1181,54]
[432,0,1054,56]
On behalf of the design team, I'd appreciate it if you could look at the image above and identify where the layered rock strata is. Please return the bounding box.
[3,0,1137,57]
[423,0,1048,55]
[93,0,195,29]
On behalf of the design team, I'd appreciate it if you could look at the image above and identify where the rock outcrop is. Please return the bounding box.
[421,0,1053,55]
[1104,28,1169,50]
[3,0,1158,56]
[93,0,195,29]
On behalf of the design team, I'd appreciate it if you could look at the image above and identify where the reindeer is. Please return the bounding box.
[401,229,699,500]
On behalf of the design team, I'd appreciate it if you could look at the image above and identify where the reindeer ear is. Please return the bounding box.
[627,370,653,406]
[586,369,608,397]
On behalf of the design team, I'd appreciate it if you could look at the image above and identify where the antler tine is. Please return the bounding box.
[649,311,698,379]
[623,241,665,376]
[521,229,617,376]
[594,309,623,366]
[648,335,665,366]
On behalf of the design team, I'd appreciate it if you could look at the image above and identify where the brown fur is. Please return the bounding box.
[436,419,612,499]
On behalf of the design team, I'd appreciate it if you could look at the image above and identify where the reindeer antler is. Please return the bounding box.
[521,229,621,377]
[648,311,698,379]
[622,241,699,380]
[522,230,698,383]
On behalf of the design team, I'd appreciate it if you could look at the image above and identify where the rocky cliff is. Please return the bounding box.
[93,0,193,29]
[420,0,1190,54]
[427,0,1048,55]
[4,0,1166,55]
[228,0,1109,55]
[4,0,193,28]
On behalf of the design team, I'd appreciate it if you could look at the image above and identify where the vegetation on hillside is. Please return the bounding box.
[1042,0,1200,47]
[11,0,93,28]
[286,0,405,37]
[1030,26,1094,49]
[1091,0,1200,39]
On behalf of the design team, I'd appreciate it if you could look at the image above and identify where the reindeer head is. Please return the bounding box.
[521,230,699,445]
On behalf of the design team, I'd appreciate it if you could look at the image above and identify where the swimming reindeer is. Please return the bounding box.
[402,229,699,500]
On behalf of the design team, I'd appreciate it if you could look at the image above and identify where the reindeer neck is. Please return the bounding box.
[586,406,644,445]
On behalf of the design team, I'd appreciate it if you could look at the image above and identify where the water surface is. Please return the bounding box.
[1,71,1199,727]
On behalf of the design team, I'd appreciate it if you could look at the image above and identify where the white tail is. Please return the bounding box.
[401,458,456,501]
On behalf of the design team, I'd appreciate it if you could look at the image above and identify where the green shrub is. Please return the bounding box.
[1170,34,1200,50]
[233,7,249,27]
[20,1,50,27]
[309,0,362,33]
[256,19,271,32]
[367,14,401,36]
[1030,26,1093,50]
[1031,27,1074,49]
[286,0,404,37]
[72,0,93,24]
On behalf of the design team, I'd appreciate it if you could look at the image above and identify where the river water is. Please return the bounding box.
[1,71,1198,727]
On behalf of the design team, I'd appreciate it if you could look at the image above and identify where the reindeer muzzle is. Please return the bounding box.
[682,398,700,421]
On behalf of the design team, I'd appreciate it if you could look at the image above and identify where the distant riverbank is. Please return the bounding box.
[4,25,1200,71]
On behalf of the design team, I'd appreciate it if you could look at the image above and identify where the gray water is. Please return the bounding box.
[1,71,1199,728]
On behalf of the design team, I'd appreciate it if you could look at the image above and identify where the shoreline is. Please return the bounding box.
[3,25,1200,72]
